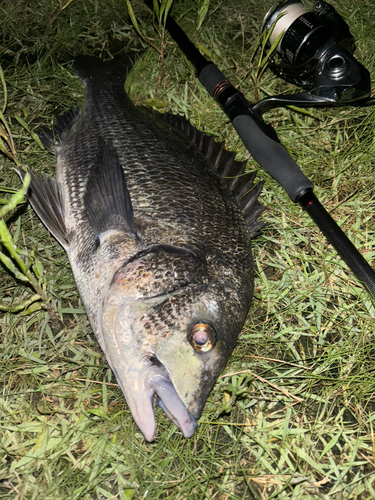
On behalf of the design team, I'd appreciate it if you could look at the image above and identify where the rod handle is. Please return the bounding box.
[232,113,313,201]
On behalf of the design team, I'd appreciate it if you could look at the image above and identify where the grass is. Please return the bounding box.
[1,0,375,498]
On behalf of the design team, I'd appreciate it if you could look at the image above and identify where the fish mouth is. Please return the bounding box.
[113,356,197,442]
[137,358,197,441]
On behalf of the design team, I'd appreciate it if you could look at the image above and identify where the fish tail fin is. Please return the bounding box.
[72,53,140,83]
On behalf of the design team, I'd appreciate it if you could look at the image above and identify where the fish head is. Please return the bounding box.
[100,247,251,441]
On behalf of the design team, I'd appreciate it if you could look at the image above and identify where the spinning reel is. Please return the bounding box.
[254,0,375,115]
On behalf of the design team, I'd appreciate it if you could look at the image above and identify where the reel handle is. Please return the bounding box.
[254,46,373,115]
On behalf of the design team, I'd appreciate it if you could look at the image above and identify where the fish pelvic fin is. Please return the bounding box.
[18,168,68,249]
[39,107,80,154]
[84,138,137,241]
[72,54,140,84]
[161,113,266,239]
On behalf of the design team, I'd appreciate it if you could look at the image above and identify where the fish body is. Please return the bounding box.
[24,55,264,441]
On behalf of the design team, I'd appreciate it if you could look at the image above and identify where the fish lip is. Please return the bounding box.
[150,360,198,438]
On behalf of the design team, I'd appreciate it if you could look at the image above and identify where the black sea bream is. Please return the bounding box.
[22,55,265,441]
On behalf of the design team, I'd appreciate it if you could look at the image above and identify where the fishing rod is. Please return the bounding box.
[144,0,375,300]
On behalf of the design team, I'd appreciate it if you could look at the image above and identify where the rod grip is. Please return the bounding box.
[199,64,227,94]
[232,114,313,201]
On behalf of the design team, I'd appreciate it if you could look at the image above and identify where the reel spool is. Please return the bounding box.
[254,1,374,115]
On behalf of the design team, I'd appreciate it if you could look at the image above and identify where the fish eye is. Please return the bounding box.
[189,322,215,352]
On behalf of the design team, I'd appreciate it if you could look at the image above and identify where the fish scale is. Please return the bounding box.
[21,54,265,441]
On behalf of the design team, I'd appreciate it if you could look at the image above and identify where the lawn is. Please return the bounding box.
[1,0,375,498]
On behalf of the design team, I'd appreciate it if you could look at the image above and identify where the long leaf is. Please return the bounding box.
[126,0,146,40]
[15,116,45,150]
[197,0,210,30]
[0,173,30,218]
[0,65,7,113]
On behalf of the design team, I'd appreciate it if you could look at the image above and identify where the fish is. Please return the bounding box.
[20,54,265,441]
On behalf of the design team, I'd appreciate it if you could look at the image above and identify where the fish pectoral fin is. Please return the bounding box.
[84,138,137,240]
[18,168,68,249]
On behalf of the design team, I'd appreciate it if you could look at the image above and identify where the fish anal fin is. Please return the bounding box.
[84,138,137,241]
[39,106,80,154]
[18,168,68,249]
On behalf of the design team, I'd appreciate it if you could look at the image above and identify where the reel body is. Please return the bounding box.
[255,0,374,115]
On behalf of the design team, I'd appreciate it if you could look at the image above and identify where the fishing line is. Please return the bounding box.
[266,3,308,48]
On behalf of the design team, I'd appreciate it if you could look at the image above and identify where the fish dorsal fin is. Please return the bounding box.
[161,113,248,179]
[84,138,137,242]
[162,113,266,238]
[39,106,80,154]
[18,168,68,249]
